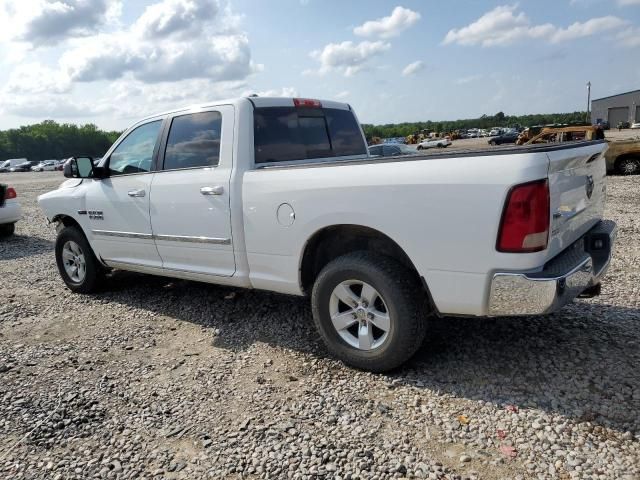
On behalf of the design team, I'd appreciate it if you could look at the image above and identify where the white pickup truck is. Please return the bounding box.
[38,97,616,372]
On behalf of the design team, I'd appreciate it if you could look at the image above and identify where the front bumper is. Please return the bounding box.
[488,220,617,316]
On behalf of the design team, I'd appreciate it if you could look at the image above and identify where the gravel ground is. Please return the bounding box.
[0,171,638,480]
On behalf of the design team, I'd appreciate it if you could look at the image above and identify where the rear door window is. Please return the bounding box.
[164,111,222,170]
[254,106,366,164]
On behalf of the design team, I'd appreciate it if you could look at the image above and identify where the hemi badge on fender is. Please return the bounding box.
[77,210,87,215]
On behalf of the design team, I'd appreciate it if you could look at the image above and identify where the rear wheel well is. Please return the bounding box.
[300,225,420,295]
[614,153,640,173]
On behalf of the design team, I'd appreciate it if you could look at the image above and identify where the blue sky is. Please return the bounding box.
[0,0,638,130]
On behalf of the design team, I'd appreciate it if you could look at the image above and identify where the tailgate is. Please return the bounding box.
[547,142,607,258]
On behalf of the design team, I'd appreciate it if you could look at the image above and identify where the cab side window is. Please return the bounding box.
[163,111,222,170]
[108,120,162,176]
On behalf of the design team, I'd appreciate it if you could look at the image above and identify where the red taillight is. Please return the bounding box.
[4,187,17,200]
[293,98,322,108]
[497,179,549,253]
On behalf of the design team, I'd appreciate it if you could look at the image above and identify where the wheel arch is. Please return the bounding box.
[51,214,83,232]
[613,152,640,173]
[299,224,435,306]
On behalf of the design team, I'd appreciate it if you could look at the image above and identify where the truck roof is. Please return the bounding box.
[133,97,352,125]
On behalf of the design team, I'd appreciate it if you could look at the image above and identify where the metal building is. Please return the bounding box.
[591,89,640,126]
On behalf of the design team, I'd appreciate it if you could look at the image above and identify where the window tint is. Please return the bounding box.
[369,145,382,156]
[164,111,222,170]
[109,120,162,176]
[325,108,367,156]
[254,108,307,163]
[254,107,366,164]
[298,116,331,158]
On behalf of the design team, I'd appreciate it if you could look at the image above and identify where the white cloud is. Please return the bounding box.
[5,63,72,94]
[550,16,628,42]
[0,0,260,122]
[133,0,218,39]
[617,27,640,46]
[456,74,483,85]
[309,40,390,76]
[335,90,350,99]
[241,87,299,97]
[617,0,640,5]
[354,6,420,39]
[401,60,425,76]
[443,4,626,47]
[0,0,122,45]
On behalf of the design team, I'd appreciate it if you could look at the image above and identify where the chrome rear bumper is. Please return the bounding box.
[488,220,617,316]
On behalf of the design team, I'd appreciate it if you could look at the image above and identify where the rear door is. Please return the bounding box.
[149,106,236,276]
[547,142,607,257]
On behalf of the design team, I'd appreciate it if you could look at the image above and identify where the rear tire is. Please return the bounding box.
[311,252,429,372]
[0,223,15,237]
[55,226,105,293]
[615,157,640,175]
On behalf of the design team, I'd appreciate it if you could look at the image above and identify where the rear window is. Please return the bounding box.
[254,106,366,164]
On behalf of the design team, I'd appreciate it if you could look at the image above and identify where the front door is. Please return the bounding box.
[85,119,164,267]
[149,107,236,276]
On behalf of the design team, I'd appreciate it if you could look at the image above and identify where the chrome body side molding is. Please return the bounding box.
[92,230,231,245]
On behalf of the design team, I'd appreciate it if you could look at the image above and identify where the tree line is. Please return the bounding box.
[0,111,589,162]
[362,111,588,139]
[0,120,122,162]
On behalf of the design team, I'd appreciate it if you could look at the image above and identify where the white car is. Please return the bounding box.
[32,160,60,172]
[37,96,616,372]
[0,184,22,236]
[416,137,451,149]
[631,122,640,129]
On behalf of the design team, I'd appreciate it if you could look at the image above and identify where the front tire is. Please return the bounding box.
[0,223,15,237]
[311,252,429,372]
[55,226,105,293]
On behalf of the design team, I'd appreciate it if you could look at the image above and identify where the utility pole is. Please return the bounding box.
[586,81,591,124]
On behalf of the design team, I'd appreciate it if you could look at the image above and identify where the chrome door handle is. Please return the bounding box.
[200,186,224,196]
[127,189,146,197]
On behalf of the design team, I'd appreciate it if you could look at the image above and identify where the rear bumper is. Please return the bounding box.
[488,220,617,316]
[0,201,22,225]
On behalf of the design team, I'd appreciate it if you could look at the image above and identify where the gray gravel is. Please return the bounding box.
[0,171,638,480]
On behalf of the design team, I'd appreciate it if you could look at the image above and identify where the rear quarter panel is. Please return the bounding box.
[242,152,552,315]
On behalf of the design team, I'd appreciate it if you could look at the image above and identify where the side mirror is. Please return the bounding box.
[63,156,107,179]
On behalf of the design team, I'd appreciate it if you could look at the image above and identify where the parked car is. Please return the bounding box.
[32,160,60,172]
[8,160,34,172]
[631,122,640,129]
[605,138,640,175]
[617,122,630,130]
[369,144,416,157]
[488,132,520,145]
[38,96,617,372]
[489,128,502,136]
[0,158,29,172]
[0,184,21,236]
[416,137,451,149]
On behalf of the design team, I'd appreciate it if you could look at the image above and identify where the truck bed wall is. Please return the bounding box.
[241,150,557,316]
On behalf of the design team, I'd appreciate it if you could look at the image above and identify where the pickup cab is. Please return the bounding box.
[38,97,617,372]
